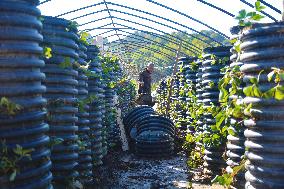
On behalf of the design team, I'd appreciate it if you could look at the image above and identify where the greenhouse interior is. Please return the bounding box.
[0,0,283,188]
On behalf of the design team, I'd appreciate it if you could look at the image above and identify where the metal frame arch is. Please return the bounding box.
[110,18,202,52]
[106,40,175,60]
[67,1,225,45]
[259,0,281,14]
[103,33,189,57]
[106,9,223,45]
[79,15,204,52]
[105,30,190,56]
[145,0,229,38]
[84,25,201,53]
[196,0,235,17]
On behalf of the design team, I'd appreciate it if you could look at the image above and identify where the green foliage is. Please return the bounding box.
[48,137,64,150]
[235,0,265,27]
[43,46,52,59]
[59,57,72,69]
[0,97,22,116]
[108,30,229,82]
[0,141,34,181]
[67,21,79,32]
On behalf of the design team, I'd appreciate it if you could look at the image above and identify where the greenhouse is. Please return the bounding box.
[0,0,283,188]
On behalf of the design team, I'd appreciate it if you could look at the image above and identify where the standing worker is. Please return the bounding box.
[137,63,155,106]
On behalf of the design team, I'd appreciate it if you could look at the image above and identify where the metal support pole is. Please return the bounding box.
[165,40,182,116]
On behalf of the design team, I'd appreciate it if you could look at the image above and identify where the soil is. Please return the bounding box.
[94,151,225,189]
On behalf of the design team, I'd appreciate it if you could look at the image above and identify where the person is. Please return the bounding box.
[136,63,155,106]
[138,63,154,94]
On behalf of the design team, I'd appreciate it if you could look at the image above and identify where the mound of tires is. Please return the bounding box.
[123,106,175,158]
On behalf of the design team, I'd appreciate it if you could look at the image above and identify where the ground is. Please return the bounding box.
[95,151,224,189]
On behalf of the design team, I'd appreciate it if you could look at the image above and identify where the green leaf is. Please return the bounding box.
[252,85,262,97]
[263,87,276,99]
[255,0,266,12]
[59,57,72,69]
[43,47,52,59]
[249,77,257,84]
[275,86,284,100]
[234,44,241,53]
[252,14,265,21]
[230,38,238,44]
[243,86,254,96]
[236,9,247,20]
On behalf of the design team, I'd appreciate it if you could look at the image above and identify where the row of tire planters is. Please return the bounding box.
[75,42,93,185]
[103,58,121,149]
[42,16,79,188]
[177,57,198,137]
[0,1,53,188]
[135,115,175,158]
[240,23,284,189]
[123,106,156,151]
[225,26,245,189]
[201,46,230,175]
[156,79,168,115]
[86,45,104,167]
[116,80,136,118]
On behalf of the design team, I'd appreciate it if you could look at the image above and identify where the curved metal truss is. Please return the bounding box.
[39,0,281,63]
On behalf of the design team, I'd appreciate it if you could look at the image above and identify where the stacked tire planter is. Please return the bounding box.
[86,45,104,166]
[240,23,284,189]
[123,106,175,158]
[0,1,53,188]
[156,79,168,115]
[135,115,175,158]
[226,26,245,188]
[42,16,79,187]
[103,72,119,148]
[123,106,155,150]
[75,42,93,185]
[201,47,230,174]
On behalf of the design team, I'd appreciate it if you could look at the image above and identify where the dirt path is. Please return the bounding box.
[98,152,224,189]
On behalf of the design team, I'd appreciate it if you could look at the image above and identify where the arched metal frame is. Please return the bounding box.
[39,0,281,64]
[67,2,225,45]
[104,31,190,56]
[103,33,189,57]
[77,14,209,52]
[106,40,175,61]
[83,23,201,54]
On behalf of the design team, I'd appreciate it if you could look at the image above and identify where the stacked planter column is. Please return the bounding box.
[226,26,245,188]
[75,42,93,184]
[0,1,53,188]
[240,23,284,189]
[201,47,230,174]
[42,16,79,187]
[86,45,104,166]
[103,72,119,148]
